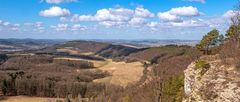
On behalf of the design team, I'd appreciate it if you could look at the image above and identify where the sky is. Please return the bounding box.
[0,0,238,40]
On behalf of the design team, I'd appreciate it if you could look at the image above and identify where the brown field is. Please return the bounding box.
[0,96,63,102]
[54,57,144,87]
[94,59,144,87]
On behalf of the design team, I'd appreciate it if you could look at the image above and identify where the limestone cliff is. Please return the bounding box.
[183,55,240,102]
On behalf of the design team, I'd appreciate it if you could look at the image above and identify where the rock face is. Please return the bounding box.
[183,56,240,102]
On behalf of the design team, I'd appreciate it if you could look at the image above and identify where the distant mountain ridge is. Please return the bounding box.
[0,39,65,53]
[87,39,199,47]
[0,39,198,53]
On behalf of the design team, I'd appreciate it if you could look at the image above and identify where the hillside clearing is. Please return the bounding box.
[54,57,144,87]
[94,59,144,87]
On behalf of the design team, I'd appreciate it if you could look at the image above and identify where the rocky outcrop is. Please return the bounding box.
[183,55,240,102]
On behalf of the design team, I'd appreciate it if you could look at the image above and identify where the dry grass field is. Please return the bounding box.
[54,57,144,87]
[94,59,144,87]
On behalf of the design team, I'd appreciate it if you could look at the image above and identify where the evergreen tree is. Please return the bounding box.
[196,29,221,54]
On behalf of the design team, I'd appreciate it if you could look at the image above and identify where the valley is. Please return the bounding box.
[1,0,240,102]
[1,37,239,102]
[0,40,200,102]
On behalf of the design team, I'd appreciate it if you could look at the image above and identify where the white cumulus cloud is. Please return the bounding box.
[147,22,158,28]
[129,17,146,26]
[157,6,200,22]
[171,19,207,27]
[51,24,68,31]
[158,12,182,22]
[169,6,200,17]
[0,20,22,31]
[70,7,154,27]
[71,24,87,31]
[3,22,10,26]
[39,6,71,17]
[95,8,133,22]
[134,7,154,18]
[99,21,126,27]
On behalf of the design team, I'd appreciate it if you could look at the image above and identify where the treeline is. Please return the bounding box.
[35,51,105,61]
[0,55,53,70]
[54,59,94,69]
[0,54,7,67]
[0,54,110,99]
[0,55,96,70]
[0,69,110,98]
[0,71,105,98]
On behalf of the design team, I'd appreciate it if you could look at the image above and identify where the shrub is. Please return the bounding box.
[56,100,63,102]
[195,60,210,70]
[76,75,93,82]
[0,54,7,65]
[235,61,240,72]
[162,75,184,102]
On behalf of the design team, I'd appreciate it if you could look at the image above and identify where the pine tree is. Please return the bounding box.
[196,29,221,54]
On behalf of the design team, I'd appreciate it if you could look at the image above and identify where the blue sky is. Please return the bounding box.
[0,0,238,40]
